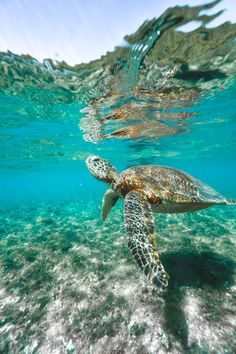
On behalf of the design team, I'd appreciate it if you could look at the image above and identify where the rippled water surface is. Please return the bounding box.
[0,1,236,353]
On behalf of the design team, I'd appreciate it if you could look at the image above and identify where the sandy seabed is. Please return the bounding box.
[0,199,235,353]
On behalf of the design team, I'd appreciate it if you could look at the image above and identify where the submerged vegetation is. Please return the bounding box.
[0,202,235,352]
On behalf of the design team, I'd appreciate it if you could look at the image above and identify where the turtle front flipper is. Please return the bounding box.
[102,189,119,221]
[124,191,169,287]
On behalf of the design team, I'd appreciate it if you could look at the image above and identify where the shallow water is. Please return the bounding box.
[0,1,236,353]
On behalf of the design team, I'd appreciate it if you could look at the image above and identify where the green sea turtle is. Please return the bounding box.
[86,155,235,287]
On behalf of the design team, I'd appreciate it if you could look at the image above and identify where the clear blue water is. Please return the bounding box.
[0,2,236,353]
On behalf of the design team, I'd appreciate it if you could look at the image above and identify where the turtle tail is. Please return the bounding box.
[226,198,236,205]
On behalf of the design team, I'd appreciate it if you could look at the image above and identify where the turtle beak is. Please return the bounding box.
[86,155,100,167]
[86,155,102,177]
[85,156,92,167]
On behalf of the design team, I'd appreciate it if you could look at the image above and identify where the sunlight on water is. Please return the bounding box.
[0,1,236,353]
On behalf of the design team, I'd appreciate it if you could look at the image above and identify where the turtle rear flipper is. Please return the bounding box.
[226,198,236,205]
[124,191,169,287]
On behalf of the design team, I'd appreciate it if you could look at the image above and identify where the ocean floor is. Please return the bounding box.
[0,199,235,353]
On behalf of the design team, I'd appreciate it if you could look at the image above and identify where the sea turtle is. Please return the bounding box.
[86,155,235,287]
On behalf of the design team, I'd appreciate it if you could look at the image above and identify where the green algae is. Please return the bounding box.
[69,292,130,342]
[129,322,148,337]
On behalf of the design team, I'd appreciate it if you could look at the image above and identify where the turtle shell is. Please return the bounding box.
[121,165,227,204]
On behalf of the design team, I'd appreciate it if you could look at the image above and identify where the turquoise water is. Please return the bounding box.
[0,2,236,353]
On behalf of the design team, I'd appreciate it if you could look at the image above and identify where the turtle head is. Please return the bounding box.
[86,155,118,184]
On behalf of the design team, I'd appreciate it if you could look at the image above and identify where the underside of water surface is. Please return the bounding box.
[0,1,236,353]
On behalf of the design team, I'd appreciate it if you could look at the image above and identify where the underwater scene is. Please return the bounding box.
[0,1,236,353]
